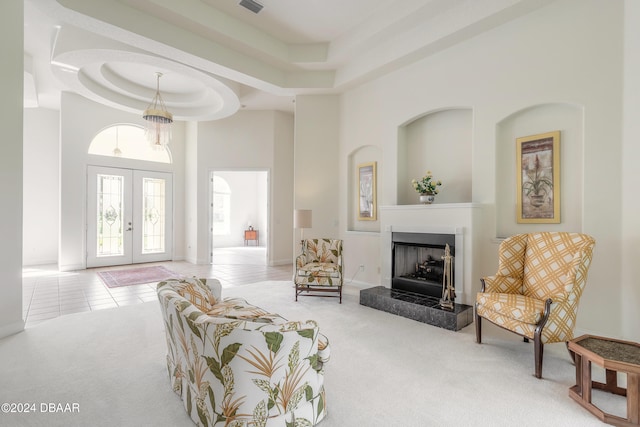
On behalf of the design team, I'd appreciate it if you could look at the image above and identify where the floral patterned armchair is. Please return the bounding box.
[475,232,595,378]
[294,239,343,303]
[157,277,330,426]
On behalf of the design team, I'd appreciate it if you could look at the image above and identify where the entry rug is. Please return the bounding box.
[97,265,181,288]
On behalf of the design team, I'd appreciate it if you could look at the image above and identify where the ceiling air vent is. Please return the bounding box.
[239,0,263,14]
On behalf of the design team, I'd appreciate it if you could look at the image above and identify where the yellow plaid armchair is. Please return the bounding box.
[295,239,343,303]
[475,232,595,378]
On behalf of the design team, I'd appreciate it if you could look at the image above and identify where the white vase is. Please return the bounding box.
[419,193,435,204]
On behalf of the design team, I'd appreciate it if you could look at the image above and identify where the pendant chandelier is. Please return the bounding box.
[143,72,173,150]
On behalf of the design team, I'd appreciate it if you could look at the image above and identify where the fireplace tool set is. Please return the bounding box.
[439,244,455,310]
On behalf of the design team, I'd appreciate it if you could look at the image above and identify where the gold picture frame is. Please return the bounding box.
[358,161,377,221]
[516,131,560,223]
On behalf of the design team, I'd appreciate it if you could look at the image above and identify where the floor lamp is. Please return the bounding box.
[294,209,312,244]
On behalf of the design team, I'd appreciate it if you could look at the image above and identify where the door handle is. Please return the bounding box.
[126,222,132,231]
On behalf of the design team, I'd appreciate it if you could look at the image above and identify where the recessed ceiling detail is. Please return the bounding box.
[27,0,556,112]
[50,28,240,121]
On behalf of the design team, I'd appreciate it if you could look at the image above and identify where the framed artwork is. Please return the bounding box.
[358,161,377,221]
[516,131,560,223]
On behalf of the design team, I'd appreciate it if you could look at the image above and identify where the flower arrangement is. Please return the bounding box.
[412,171,442,195]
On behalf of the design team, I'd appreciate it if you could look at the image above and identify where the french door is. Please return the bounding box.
[86,166,173,268]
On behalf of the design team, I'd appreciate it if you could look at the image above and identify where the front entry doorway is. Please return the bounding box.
[86,166,173,268]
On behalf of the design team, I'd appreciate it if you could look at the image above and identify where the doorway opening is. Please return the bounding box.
[86,166,173,268]
[210,170,269,265]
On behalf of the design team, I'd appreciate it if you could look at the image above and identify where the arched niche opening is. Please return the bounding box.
[348,145,382,232]
[397,108,472,205]
[495,103,584,238]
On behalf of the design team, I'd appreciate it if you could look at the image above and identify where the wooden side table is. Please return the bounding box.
[568,334,640,427]
[244,229,258,246]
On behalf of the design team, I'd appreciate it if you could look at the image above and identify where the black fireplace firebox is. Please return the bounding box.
[360,230,472,331]
[391,232,455,298]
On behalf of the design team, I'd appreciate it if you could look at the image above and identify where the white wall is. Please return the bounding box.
[23,108,59,265]
[294,95,340,242]
[59,93,186,271]
[0,0,24,337]
[192,110,294,266]
[272,111,295,265]
[400,109,473,205]
[339,0,627,338]
[184,121,199,264]
[495,103,584,238]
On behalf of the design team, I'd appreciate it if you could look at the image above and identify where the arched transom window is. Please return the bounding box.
[88,124,171,163]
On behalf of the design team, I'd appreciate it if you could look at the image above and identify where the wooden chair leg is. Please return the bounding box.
[475,309,482,344]
[533,298,552,379]
[534,334,544,379]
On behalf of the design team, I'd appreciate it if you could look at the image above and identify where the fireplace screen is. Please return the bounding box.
[391,232,455,298]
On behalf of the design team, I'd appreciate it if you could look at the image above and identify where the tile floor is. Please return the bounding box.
[22,247,293,328]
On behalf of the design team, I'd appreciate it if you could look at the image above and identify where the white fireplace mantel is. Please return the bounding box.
[380,202,479,211]
[379,203,482,305]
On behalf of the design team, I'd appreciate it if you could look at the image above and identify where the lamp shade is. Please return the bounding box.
[294,209,312,229]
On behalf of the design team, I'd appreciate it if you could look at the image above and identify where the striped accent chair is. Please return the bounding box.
[475,232,595,378]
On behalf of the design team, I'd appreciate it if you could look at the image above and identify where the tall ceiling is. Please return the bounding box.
[24,0,555,118]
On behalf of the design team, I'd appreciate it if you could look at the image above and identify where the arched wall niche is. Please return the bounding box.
[348,145,382,232]
[397,108,472,205]
[495,102,584,238]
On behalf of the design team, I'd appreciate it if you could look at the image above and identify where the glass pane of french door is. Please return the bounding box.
[87,166,173,268]
[132,170,173,264]
[142,177,166,254]
[87,166,132,268]
[98,174,126,257]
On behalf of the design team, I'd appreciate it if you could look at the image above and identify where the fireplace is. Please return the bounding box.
[391,232,455,299]
[360,205,478,331]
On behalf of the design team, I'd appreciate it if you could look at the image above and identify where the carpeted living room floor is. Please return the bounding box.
[0,278,625,427]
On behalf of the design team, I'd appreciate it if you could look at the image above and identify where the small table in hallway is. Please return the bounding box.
[568,334,640,427]
[244,229,259,246]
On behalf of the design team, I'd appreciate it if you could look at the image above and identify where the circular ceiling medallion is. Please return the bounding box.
[52,48,240,121]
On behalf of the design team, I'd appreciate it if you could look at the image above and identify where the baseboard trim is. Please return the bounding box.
[22,259,58,267]
[0,319,25,339]
[59,263,84,272]
[347,280,375,289]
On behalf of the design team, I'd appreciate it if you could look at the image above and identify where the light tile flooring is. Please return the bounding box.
[22,247,293,328]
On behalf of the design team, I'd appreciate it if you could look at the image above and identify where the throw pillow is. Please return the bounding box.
[167,277,218,312]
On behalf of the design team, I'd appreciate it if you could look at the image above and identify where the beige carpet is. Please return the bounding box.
[0,281,624,426]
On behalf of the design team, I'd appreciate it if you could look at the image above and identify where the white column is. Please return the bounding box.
[0,0,25,337]
[622,0,640,341]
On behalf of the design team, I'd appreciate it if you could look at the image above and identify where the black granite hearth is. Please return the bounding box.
[359,286,474,331]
